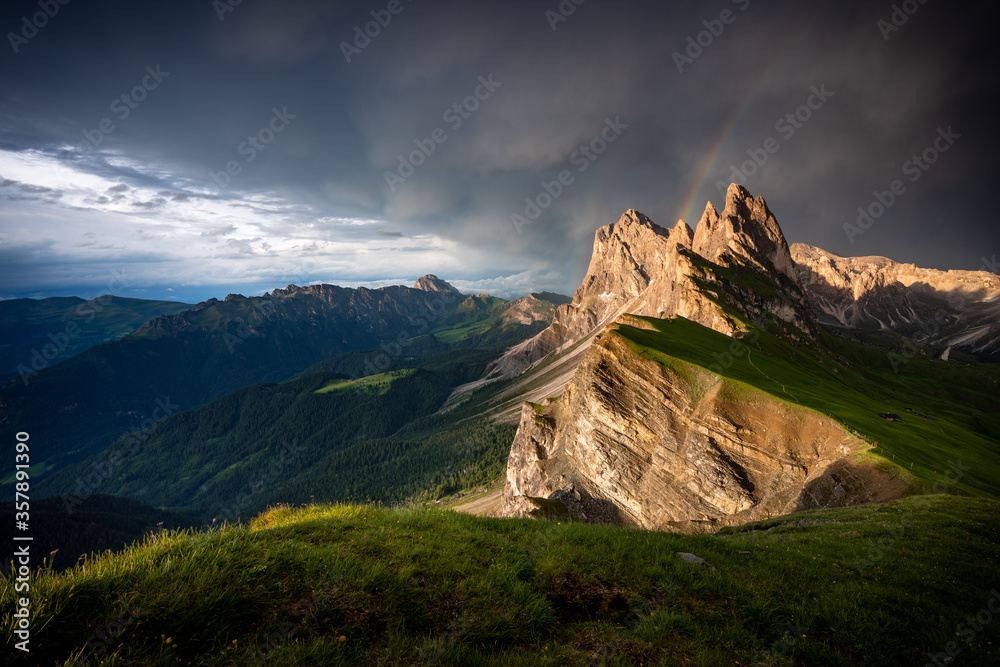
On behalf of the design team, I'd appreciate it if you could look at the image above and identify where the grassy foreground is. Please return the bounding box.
[4,495,999,666]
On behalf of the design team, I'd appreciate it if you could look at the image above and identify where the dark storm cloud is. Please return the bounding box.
[0,0,997,300]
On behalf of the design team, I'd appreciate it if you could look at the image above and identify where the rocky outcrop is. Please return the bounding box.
[492,320,885,529]
[482,184,809,387]
[478,210,684,381]
[501,295,555,327]
[692,184,797,282]
[792,244,1000,358]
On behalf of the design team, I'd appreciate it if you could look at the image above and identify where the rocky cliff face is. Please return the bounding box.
[501,294,556,327]
[493,317,902,529]
[792,244,1000,358]
[692,185,797,282]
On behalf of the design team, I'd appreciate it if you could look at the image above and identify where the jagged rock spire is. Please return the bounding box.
[693,183,797,281]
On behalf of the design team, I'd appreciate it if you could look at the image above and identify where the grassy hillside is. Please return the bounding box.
[314,369,416,395]
[0,295,191,384]
[614,316,1000,497]
[4,495,997,665]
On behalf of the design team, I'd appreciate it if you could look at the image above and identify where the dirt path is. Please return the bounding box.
[450,487,504,515]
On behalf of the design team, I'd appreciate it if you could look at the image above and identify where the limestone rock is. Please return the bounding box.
[492,324,897,528]
[693,183,798,282]
[491,183,998,531]
[676,552,717,572]
[483,186,804,385]
[792,244,1000,358]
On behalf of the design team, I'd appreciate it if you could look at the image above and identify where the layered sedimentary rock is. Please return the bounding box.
[494,319,882,529]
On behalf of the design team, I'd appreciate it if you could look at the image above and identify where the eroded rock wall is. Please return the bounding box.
[495,321,872,529]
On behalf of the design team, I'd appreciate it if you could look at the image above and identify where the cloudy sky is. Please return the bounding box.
[0,0,996,303]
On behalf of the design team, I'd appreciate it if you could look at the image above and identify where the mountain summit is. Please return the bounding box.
[478,184,804,388]
[692,183,797,281]
[413,274,462,295]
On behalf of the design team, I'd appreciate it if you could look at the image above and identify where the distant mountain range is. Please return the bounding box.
[0,295,191,384]
[2,279,563,497]
[791,243,1000,358]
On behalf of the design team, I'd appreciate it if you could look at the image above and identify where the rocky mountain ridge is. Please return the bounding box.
[480,184,809,388]
[792,244,1000,358]
[2,274,558,484]
[495,317,907,529]
[137,275,463,338]
[492,183,995,528]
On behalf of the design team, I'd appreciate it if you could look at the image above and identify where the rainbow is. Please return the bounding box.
[674,6,825,226]
[674,99,753,226]
[567,7,823,291]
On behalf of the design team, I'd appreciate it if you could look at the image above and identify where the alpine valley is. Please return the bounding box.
[4,185,999,665]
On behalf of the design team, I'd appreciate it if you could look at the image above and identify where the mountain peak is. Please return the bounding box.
[413,274,461,295]
[693,183,796,281]
[669,219,694,248]
[616,209,659,231]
